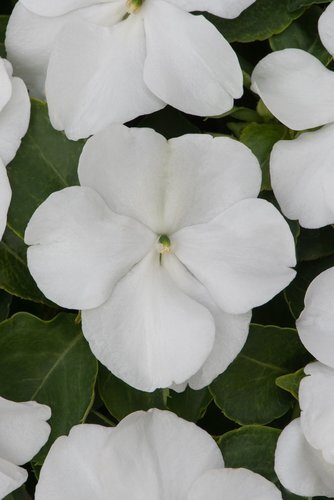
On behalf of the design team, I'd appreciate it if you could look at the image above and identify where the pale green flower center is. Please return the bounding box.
[126,0,144,14]
[158,234,173,255]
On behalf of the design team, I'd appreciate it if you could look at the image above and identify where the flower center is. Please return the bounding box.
[158,234,173,254]
[126,0,143,13]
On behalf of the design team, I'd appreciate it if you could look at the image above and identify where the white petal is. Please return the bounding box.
[0,161,11,240]
[78,124,169,233]
[46,17,164,140]
[166,0,256,18]
[0,58,12,113]
[319,2,334,56]
[0,76,30,166]
[36,409,224,499]
[21,0,113,17]
[297,267,334,368]
[82,251,215,391]
[25,186,155,310]
[79,125,261,234]
[300,362,334,463]
[251,49,334,130]
[164,255,251,389]
[275,418,334,497]
[270,123,334,229]
[0,397,51,465]
[144,0,243,117]
[187,468,282,500]
[173,199,296,315]
[0,457,27,499]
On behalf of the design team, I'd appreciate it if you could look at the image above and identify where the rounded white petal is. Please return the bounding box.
[297,267,334,367]
[187,468,282,500]
[0,457,27,499]
[173,198,296,315]
[82,251,216,391]
[300,362,334,463]
[143,0,243,117]
[0,397,51,465]
[0,59,12,113]
[251,49,334,130]
[164,255,251,389]
[21,0,112,17]
[319,2,334,56]
[46,17,164,140]
[0,161,11,240]
[36,409,224,499]
[275,418,334,497]
[270,123,334,228]
[79,125,261,234]
[166,0,256,18]
[25,186,155,310]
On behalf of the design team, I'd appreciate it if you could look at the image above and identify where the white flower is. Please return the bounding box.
[275,362,334,498]
[0,396,51,498]
[0,57,30,240]
[6,0,255,140]
[25,125,296,392]
[35,408,282,500]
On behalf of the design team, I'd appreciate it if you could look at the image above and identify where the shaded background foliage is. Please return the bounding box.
[1,1,333,498]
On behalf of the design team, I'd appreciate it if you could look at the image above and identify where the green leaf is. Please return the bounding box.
[4,486,30,500]
[0,312,98,463]
[7,99,84,238]
[288,0,331,11]
[99,366,166,421]
[285,253,334,318]
[218,425,281,482]
[270,6,332,65]
[0,290,11,321]
[240,123,289,190]
[0,15,8,57]
[210,324,311,424]
[206,0,305,43]
[276,368,305,399]
[136,106,200,139]
[167,386,212,422]
[297,226,334,261]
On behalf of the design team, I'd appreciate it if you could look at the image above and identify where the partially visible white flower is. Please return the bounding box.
[318,1,334,56]
[275,362,334,497]
[25,125,296,392]
[0,57,30,240]
[6,0,255,140]
[35,408,282,500]
[0,396,51,498]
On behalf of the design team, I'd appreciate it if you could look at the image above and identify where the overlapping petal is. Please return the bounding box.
[0,457,27,499]
[35,409,224,499]
[21,0,113,17]
[270,123,334,228]
[82,251,215,391]
[173,198,296,314]
[0,59,12,113]
[46,17,164,140]
[275,418,334,497]
[251,49,334,130]
[319,1,334,56]
[25,186,155,310]
[166,0,256,18]
[187,468,282,500]
[144,0,243,117]
[297,267,334,368]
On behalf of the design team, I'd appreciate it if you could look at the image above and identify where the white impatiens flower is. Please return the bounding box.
[0,396,51,498]
[275,362,334,497]
[0,57,30,240]
[25,125,296,392]
[35,408,282,500]
[6,0,255,140]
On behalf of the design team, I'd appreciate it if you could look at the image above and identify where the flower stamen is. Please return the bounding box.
[126,0,143,14]
[158,234,173,254]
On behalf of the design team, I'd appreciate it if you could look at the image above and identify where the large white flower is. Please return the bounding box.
[0,396,51,498]
[0,57,30,240]
[25,125,296,392]
[275,362,334,497]
[6,0,255,140]
[35,408,282,500]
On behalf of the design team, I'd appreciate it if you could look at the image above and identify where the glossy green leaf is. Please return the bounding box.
[276,368,305,399]
[99,366,166,421]
[0,313,98,463]
[210,324,311,424]
[240,123,289,190]
[167,386,212,422]
[206,0,305,43]
[288,0,331,11]
[270,7,332,65]
[218,425,280,482]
